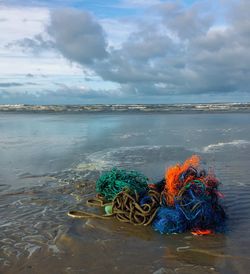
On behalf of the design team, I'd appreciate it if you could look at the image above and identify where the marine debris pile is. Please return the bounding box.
[68,155,226,235]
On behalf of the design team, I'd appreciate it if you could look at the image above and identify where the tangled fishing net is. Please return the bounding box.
[68,155,226,235]
[152,155,226,234]
[95,168,149,201]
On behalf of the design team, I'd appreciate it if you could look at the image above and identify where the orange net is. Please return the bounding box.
[164,155,200,205]
[191,229,213,235]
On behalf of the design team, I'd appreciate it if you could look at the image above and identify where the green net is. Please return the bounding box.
[96,168,149,201]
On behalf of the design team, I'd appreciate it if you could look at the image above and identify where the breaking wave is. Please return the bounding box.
[202,140,250,153]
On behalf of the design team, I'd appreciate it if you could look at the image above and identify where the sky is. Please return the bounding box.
[0,0,249,104]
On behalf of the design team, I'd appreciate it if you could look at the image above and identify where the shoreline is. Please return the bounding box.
[0,103,250,114]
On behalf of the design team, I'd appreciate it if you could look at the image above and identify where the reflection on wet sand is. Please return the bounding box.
[1,112,250,273]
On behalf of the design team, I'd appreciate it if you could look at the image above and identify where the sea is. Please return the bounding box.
[1,104,250,274]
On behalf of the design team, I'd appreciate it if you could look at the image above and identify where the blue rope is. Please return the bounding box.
[151,180,226,234]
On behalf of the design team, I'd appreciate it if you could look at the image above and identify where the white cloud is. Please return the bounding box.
[0,55,83,75]
[0,6,85,77]
[0,6,49,41]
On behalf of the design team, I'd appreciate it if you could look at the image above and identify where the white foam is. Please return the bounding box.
[74,145,162,171]
[75,145,191,172]
[202,140,250,153]
[119,132,145,139]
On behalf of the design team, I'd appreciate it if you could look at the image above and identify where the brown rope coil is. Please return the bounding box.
[67,190,161,226]
[112,190,160,226]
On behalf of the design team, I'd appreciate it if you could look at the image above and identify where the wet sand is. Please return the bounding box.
[1,112,250,273]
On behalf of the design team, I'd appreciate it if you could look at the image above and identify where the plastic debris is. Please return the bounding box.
[68,155,226,235]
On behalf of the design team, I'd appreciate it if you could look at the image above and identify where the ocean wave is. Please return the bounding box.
[1,103,250,113]
[75,145,193,172]
[202,140,250,153]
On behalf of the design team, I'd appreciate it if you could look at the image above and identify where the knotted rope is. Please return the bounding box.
[112,190,160,226]
[68,189,161,226]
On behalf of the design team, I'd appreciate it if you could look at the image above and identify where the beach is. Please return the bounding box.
[1,109,250,273]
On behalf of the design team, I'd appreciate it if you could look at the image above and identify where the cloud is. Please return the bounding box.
[0,6,49,42]
[0,82,121,105]
[50,83,120,99]
[157,1,213,39]
[26,73,34,78]
[1,0,250,103]
[0,0,82,7]
[0,82,24,87]
[7,34,54,54]
[47,9,108,64]
[42,1,249,100]
[0,82,38,90]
